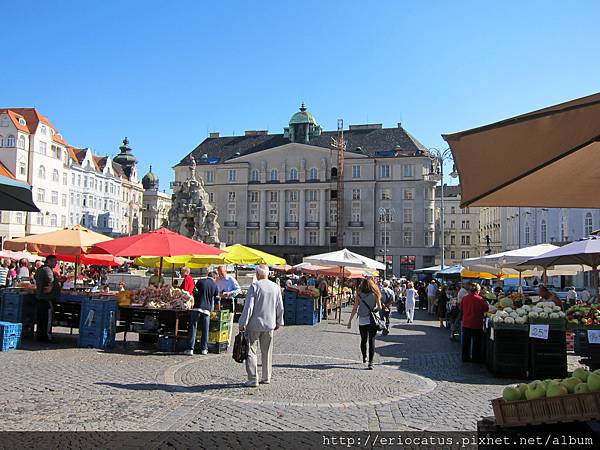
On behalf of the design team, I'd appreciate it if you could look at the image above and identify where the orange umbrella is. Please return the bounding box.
[4,225,111,256]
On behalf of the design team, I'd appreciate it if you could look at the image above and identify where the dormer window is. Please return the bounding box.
[40,125,46,134]
[18,118,26,126]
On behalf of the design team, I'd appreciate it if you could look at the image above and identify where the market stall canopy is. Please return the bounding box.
[0,173,39,212]
[190,244,286,266]
[0,249,44,263]
[443,92,600,207]
[297,264,378,279]
[133,255,210,269]
[272,264,293,272]
[435,265,463,276]
[4,225,111,256]
[460,269,504,279]
[56,253,131,267]
[90,228,223,258]
[303,249,385,270]
[414,265,444,274]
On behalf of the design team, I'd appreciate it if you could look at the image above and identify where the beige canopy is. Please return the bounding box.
[443,92,600,208]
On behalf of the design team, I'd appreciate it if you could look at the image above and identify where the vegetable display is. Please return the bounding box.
[489,301,565,325]
[566,304,600,326]
[131,286,193,310]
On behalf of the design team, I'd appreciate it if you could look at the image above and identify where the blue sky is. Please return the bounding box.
[2,0,599,190]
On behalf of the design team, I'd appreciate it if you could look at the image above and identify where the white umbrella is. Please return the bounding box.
[414,265,445,274]
[303,248,385,270]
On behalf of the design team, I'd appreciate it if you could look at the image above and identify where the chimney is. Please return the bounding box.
[397,123,402,128]
[245,130,268,136]
[348,124,383,131]
[209,132,220,138]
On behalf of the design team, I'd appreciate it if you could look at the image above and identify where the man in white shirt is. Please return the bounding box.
[566,287,578,306]
[457,282,469,305]
[239,265,284,387]
[427,280,438,315]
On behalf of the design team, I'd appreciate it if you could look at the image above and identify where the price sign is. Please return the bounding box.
[490,327,494,341]
[588,330,600,344]
[529,324,549,340]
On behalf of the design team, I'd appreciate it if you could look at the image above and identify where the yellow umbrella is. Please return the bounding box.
[133,255,209,269]
[190,244,286,265]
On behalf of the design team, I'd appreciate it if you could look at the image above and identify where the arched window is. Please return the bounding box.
[289,168,298,181]
[525,223,530,244]
[17,135,25,149]
[270,169,278,182]
[331,167,338,178]
[6,135,15,147]
[38,165,46,179]
[541,220,547,242]
[585,212,593,236]
[52,169,59,182]
[250,169,259,182]
[309,167,318,180]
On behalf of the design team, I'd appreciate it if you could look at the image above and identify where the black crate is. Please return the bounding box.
[208,342,228,354]
[487,329,529,378]
[574,330,590,356]
[138,332,158,344]
[529,352,568,379]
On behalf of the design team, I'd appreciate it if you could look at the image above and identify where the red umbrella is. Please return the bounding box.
[90,228,223,277]
[54,253,131,267]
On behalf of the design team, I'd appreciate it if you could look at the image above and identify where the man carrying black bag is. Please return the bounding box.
[380,280,394,335]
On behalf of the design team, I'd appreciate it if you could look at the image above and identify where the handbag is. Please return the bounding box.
[361,298,386,331]
[232,331,248,363]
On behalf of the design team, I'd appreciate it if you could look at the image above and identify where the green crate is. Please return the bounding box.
[210,309,230,322]
[209,320,230,332]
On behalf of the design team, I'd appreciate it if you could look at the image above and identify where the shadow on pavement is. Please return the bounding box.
[96,382,245,393]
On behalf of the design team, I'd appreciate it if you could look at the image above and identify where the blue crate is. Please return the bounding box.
[295,311,318,325]
[157,335,176,352]
[284,290,297,303]
[0,321,22,351]
[80,299,117,330]
[284,311,296,325]
[59,293,90,304]
[295,298,316,314]
[79,327,115,349]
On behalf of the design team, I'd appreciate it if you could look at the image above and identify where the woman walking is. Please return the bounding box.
[347,278,383,370]
[437,285,449,328]
[405,282,418,323]
[459,283,489,363]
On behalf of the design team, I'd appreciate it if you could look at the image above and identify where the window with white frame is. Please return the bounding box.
[462,251,470,259]
[352,189,361,200]
[380,189,391,200]
[39,141,47,155]
[52,169,59,182]
[250,169,259,182]
[248,191,259,203]
[352,232,360,246]
[450,250,455,259]
[249,207,258,221]
[309,167,318,180]
[269,207,278,222]
[585,212,593,236]
[379,164,391,178]
[38,165,46,179]
[228,169,237,182]
[5,135,15,147]
[286,231,298,245]
[308,206,318,222]
[269,191,278,202]
[307,190,318,201]
[228,208,236,222]
[51,191,58,205]
[71,173,75,185]
[403,230,413,246]
[50,214,57,227]
[17,135,25,149]
[37,188,45,202]
[402,164,415,177]
[270,169,278,182]
[205,170,214,183]
[70,193,74,205]
[289,191,298,202]
[61,215,66,227]
[352,165,361,178]
[288,206,297,222]
[525,224,530,244]
[41,125,47,135]
[329,205,337,224]
[308,231,318,245]
[289,168,298,181]
[248,230,259,245]
[403,189,414,200]
[36,213,43,225]
[268,231,277,245]
[352,207,361,222]
[62,172,67,185]
[228,191,236,202]
[18,162,26,176]
[403,208,413,223]
[426,209,434,224]
[227,230,235,244]
[78,175,81,186]
[15,212,23,224]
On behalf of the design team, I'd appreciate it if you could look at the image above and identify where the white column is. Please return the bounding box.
[259,190,266,245]
[279,189,286,246]
[299,189,306,246]
[319,188,327,246]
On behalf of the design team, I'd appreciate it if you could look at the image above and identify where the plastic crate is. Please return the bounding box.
[296,311,319,326]
[210,309,230,322]
[209,320,230,333]
[208,330,229,343]
[487,329,530,378]
[528,318,566,330]
[60,293,90,303]
[138,332,158,344]
[79,329,115,349]
[0,321,22,351]
[296,298,317,314]
[156,335,176,352]
[208,341,228,354]
[574,330,589,356]
[284,290,297,303]
[491,391,600,427]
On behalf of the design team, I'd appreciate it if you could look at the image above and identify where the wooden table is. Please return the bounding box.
[118,306,192,343]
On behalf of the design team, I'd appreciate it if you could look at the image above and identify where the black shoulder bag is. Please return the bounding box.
[361,298,386,331]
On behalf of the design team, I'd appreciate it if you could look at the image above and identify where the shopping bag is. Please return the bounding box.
[232,331,248,363]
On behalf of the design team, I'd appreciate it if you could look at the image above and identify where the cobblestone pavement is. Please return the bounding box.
[0,307,575,431]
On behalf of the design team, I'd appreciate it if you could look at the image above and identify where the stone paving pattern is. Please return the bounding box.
[0,308,581,431]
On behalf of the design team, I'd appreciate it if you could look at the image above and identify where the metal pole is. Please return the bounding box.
[440,157,445,271]
[384,219,387,280]
[518,207,521,249]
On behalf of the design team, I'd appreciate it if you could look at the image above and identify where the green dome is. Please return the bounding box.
[289,103,318,126]
[142,165,159,190]
[113,137,138,167]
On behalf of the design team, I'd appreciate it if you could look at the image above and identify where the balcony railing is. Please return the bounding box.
[223,221,238,227]
[285,221,299,228]
[265,221,279,228]
[348,221,364,228]
[246,221,259,228]
[305,221,319,228]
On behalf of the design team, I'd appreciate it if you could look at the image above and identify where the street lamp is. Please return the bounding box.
[378,207,395,280]
[428,147,457,271]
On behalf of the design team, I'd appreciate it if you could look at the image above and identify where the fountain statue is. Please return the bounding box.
[167,157,220,244]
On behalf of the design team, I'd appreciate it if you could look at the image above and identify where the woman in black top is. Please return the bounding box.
[437,285,449,328]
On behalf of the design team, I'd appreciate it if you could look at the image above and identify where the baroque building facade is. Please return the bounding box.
[141,166,172,232]
[172,105,438,275]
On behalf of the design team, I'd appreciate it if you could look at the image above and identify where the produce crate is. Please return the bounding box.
[490,323,530,331]
[209,320,230,332]
[210,309,230,322]
[60,293,90,303]
[528,318,566,330]
[296,298,317,314]
[284,307,296,325]
[208,341,228,354]
[138,332,159,344]
[491,391,600,427]
[0,321,22,351]
[488,328,529,378]
[295,310,319,326]
[79,327,115,349]
[284,290,297,303]
[0,293,36,337]
[208,330,229,343]
[574,330,589,356]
